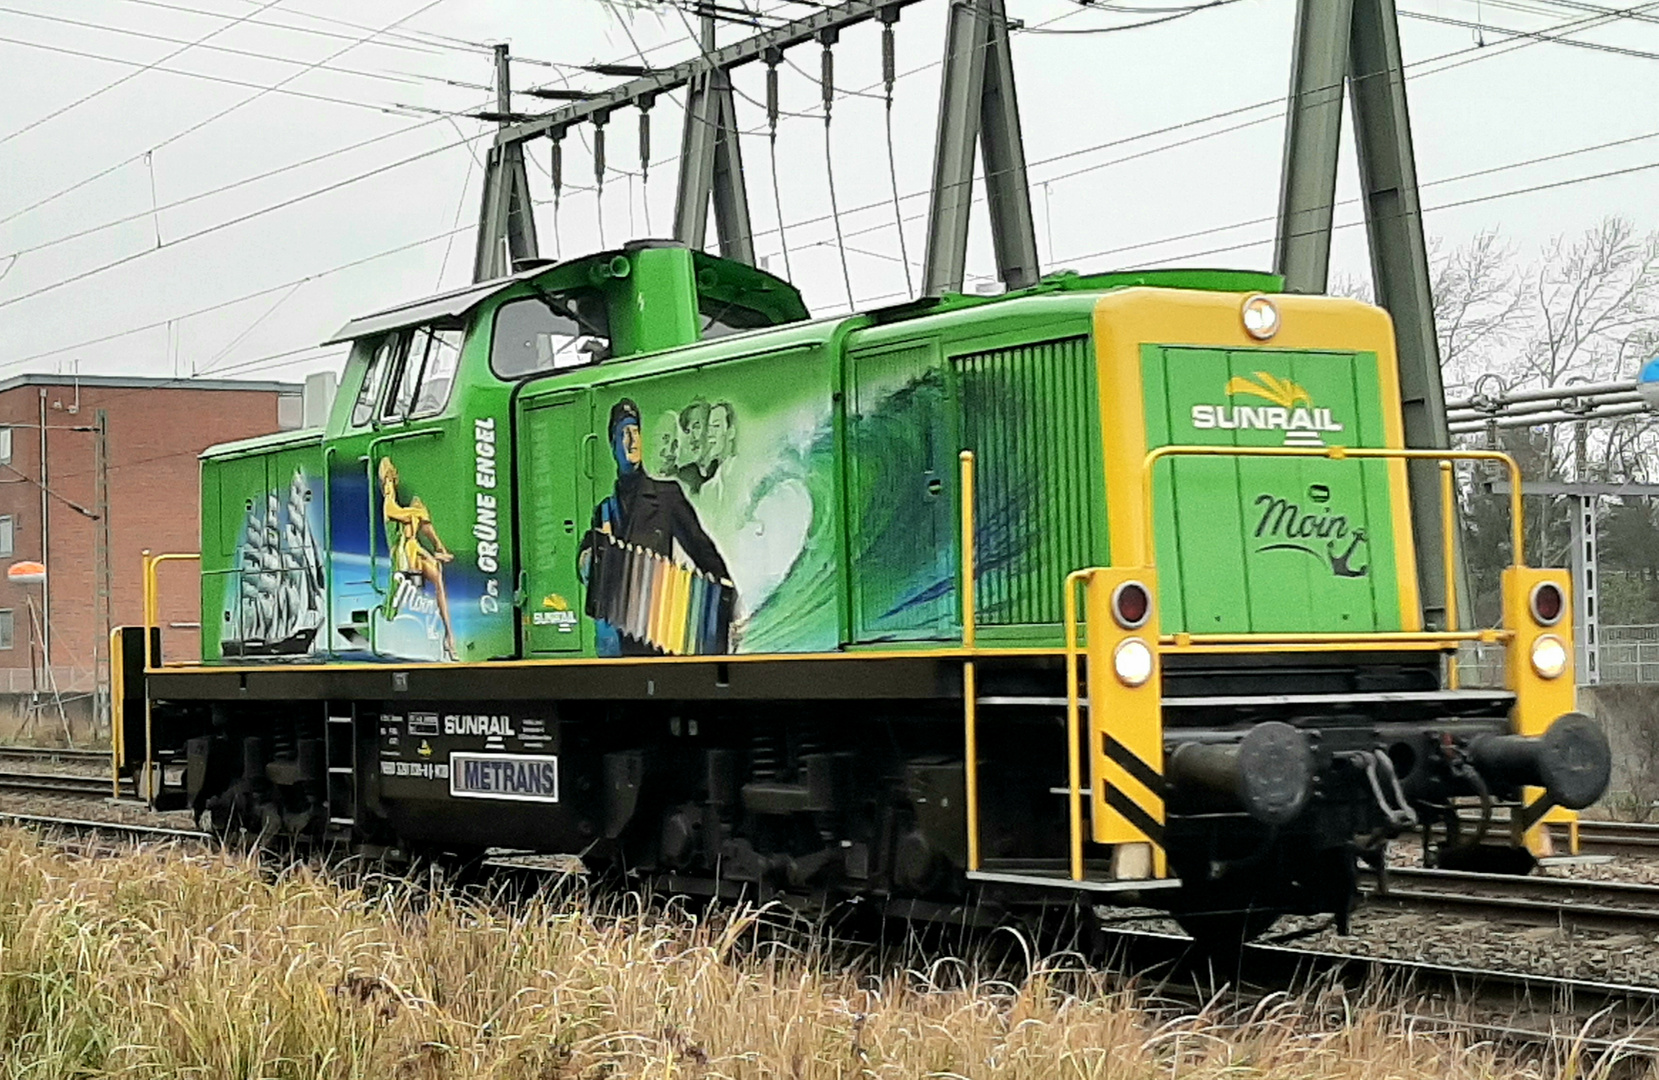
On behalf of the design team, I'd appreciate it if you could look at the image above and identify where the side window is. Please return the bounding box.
[382,324,464,422]
[384,330,425,420]
[351,337,396,427]
[413,328,462,417]
[489,296,607,378]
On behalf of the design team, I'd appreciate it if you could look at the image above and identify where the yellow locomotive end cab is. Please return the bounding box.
[1498,566,1611,853]
[1082,568,1168,880]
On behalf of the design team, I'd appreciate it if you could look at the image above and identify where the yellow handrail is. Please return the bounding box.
[1441,462,1461,688]
[141,550,200,809]
[960,450,976,649]
[1138,445,1521,649]
[109,625,124,799]
[141,551,202,670]
[959,451,980,871]
[1062,569,1091,882]
[1140,444,1524,573]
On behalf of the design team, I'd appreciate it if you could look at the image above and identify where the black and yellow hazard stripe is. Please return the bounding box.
[1098,732,1165,849]
[1094,731,1166,853]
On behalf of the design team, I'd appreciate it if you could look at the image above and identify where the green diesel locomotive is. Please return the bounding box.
[125,240,1610,944]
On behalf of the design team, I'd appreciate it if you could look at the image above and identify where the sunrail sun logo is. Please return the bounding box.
[1190,372,1343,447]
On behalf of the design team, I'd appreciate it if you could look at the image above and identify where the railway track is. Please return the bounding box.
[0,769,116,797]
[0,811,1655,1060]
[1364,865,1659,935]
[0,745,110,766]
[1574,820,1659,859]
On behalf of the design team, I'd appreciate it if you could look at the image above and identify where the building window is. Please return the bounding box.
[0,426,11,464]
[0,515,13,557]
[0,610,13,650]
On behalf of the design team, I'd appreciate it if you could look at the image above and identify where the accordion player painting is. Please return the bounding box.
[584,531,736,655]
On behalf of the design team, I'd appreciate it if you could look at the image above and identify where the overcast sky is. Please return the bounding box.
[0,0,1654,392]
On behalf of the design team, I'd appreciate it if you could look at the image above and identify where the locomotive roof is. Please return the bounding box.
[324,242,810,346]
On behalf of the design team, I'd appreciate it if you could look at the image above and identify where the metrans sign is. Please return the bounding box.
[449,752,559,803]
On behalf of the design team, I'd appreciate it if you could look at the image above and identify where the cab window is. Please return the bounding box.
[381,323,463,421]
[351,337,397,427]
[490,295,608,378]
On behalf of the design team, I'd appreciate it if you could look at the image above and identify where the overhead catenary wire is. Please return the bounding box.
[879,12,913,299]
[770,0,1659,264]
[0,127,494,316]
[0,0,466,234]
[818,34,857,311]
[0,5,507,95]
[765,55,795,281]
[8,0,1652,375]
[104,0,476,58]
[0,0,287,148]
[1022,0,1245,33]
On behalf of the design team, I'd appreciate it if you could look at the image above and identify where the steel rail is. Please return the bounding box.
[1573,820,1659,858]
[0,746,110,764]
[1362,865,1659,936]
[0,769,121,797]
[0,811,209,843]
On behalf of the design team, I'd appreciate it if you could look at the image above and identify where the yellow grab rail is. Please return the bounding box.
[140,550,200,808]
[1441,462,1461,688]
[109,625,124,799]
[141,550,202,670]
[1061,569,1091,881]
[1139,445,1522,649]
[959,451,980,871]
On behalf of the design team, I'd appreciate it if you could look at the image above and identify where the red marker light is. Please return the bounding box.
[1530,581,1564,626]
[1112,581,1151,630]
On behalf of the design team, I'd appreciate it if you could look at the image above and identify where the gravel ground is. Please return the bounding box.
[8,791,1659,988]
[0,790,199,830]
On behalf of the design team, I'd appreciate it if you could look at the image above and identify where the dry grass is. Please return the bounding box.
[0,826,1633,1079]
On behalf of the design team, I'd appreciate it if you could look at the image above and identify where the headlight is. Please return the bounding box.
[1114,637,1155,688]
[1241,294,1280,340]
[1531,634,1569,680]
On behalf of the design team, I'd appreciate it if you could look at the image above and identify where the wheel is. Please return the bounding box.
[1173,907,1282,957]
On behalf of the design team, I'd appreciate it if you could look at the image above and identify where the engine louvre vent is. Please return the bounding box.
[956,335,1100,627]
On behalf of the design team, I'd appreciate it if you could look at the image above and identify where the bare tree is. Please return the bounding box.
[1519,217,1659,390]
[1430,229,1523,381]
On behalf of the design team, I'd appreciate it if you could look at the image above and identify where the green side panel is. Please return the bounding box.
[956,335,1101,626]
[520,396,589,653]
[569,346,840,656]
[848,342,956,642]
[216,454,269,652]
[1143,345,1402,634]
[199,441,328,661]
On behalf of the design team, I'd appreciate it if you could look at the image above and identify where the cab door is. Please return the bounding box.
[363,323,501,662]
[518,393,591,654]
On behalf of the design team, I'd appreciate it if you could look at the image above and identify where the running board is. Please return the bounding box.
[967,869,1182,894]
[1162,689,1514,709]
[981,690,1514,711]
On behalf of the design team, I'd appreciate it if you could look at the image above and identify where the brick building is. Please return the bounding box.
[0,375,302,737]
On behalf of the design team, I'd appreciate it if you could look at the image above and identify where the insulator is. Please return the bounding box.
[881,23,896,99]
[820,44,834,119]
[765,59,780,136]
[593,122,606,190]
[549,132,563,205]
[638,108,651,185]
